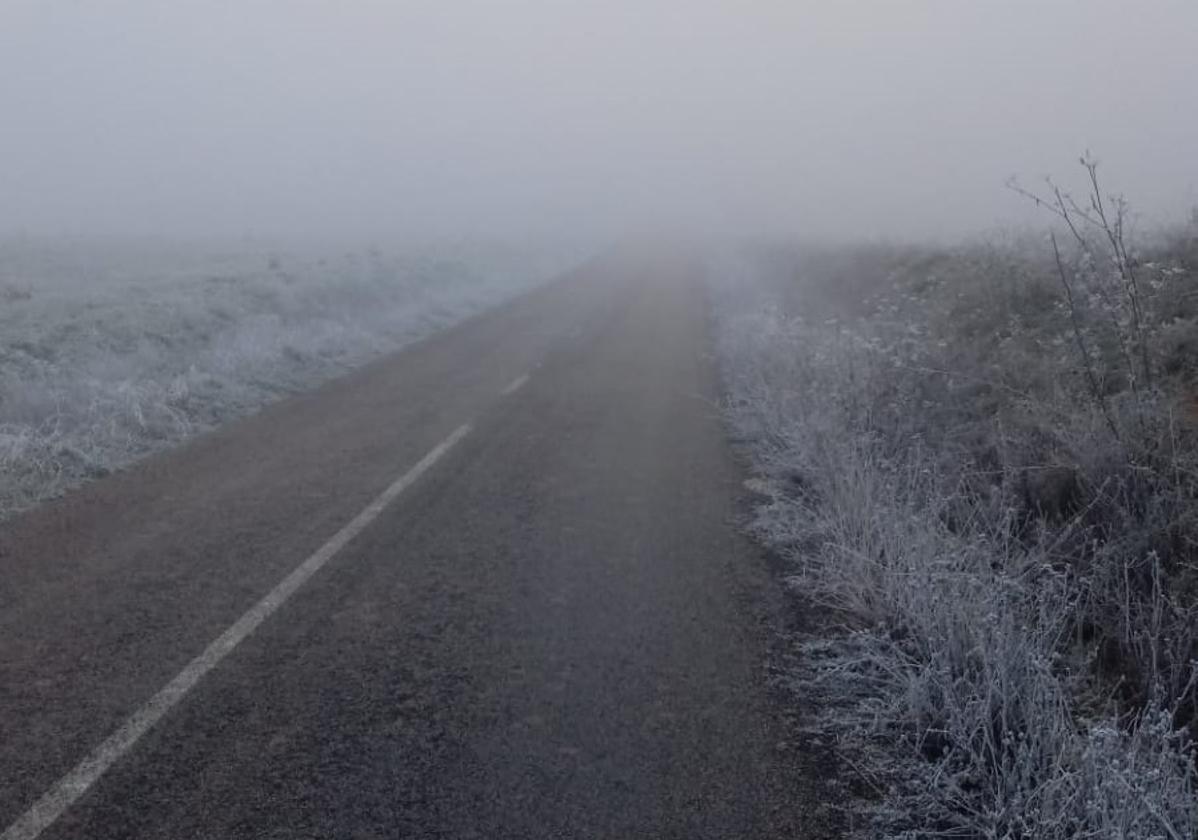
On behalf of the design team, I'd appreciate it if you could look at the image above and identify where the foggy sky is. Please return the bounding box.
[1,1,1195,241]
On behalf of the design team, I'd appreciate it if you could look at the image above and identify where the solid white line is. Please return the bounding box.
[500,374,530,396]
[1,423,473,840]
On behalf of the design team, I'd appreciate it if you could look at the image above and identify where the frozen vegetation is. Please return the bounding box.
[0,237,576,517]
[710,165,1198,837]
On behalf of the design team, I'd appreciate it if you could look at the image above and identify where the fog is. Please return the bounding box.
[2,0,1195,241]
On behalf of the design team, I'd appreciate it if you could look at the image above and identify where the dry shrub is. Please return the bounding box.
[709,172,1198,836]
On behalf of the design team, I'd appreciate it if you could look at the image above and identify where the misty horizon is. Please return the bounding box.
[2,0,1195,242]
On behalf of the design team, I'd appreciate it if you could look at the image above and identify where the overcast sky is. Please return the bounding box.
[1,1,1195,240]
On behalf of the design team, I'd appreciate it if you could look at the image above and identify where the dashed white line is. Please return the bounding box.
[500,373,530,396]
[1,422,473,840]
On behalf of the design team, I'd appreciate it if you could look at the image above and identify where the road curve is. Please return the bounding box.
[1,253,816,838]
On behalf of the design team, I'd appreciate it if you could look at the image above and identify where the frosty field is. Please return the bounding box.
[0,237,575,517]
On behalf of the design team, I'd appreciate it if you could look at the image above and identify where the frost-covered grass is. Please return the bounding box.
[709,213,1198,837]
[0,236,577,517]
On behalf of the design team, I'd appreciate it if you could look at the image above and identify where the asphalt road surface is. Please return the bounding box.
[1,253,817,839]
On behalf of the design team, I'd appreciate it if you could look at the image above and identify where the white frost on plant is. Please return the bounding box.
[0,238,582,516]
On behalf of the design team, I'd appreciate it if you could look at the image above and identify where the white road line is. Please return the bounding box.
[1,423,473,840]
[500,373,530,396]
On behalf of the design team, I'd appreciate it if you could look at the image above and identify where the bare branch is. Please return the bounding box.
[1050,232,1120,440]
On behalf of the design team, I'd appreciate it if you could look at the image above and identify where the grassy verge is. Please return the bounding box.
[0,237,576,518]
[710,179,1198,836]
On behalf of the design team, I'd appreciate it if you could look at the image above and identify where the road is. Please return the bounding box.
[0,253,817,839]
